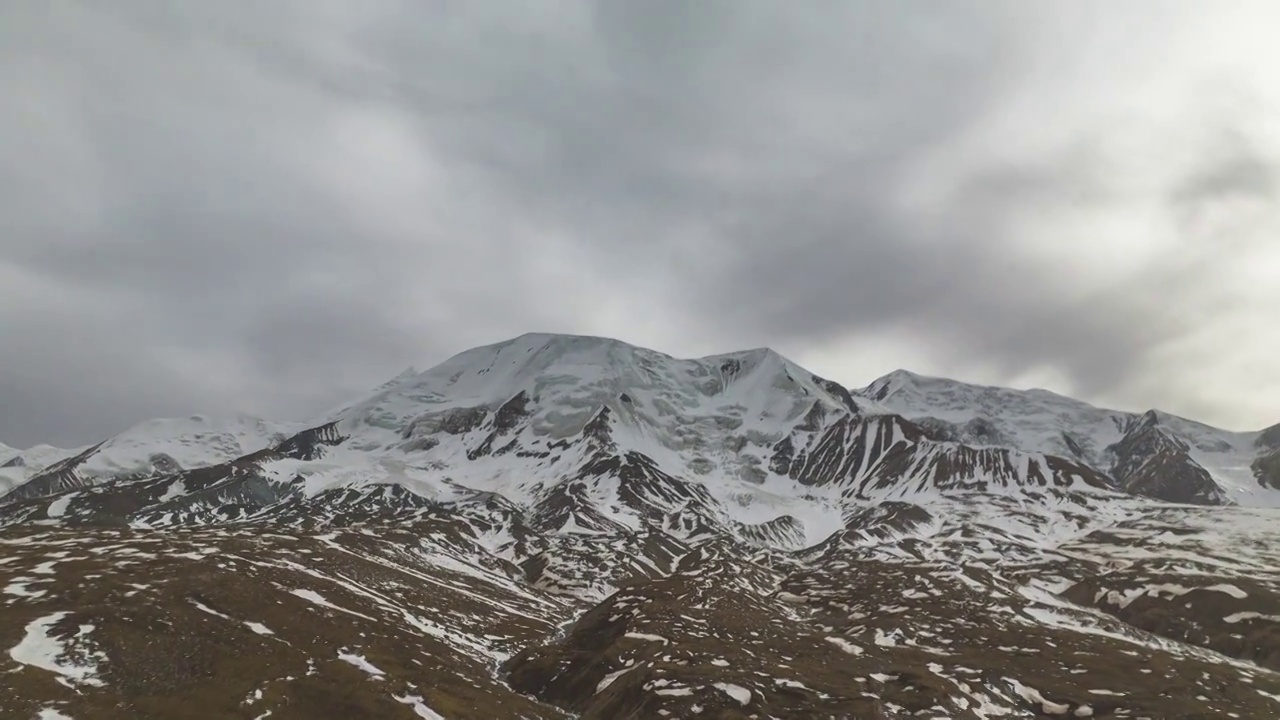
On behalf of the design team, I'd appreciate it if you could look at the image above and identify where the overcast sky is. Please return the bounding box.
[3,1,1278,447]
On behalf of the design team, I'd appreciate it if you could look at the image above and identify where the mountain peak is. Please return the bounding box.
[1138,409,1163,428]
[496,332,653,356]
[861,368,939,402]
[333,333,843,454]
[878,368,927,383]
[483,332,792,367]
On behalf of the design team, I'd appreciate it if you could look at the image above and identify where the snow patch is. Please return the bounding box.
[8,612,105,687]
[46,493,78,518]
[4,578,47,599]
[624,632,668,644]
[245,622,274,636]
[714,683,752,705]
[393,694,447,719]
[338,651,384,679]
[826,636,864,655]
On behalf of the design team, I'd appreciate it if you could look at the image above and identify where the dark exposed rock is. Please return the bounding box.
[468,432,499,460]
[839,501,934,544]
[438,407,489,435]
[494,391,532,433]
[795,401,826,432]
[1257,422,1280,451]
[811,375,861,415]
[581,406,614,446]
[1109,425,1225,505]
[1061,432,1086,460]
[493,438,521,457]
[768,435,795,476]
[767,413,1108,495]
[961,416,1005,445]
[1,442,105,504]
[910,417,958,443]
[148,453,183,475]
[1254,450,1280,490]
[734,513,806,548]
[273,422,345,461]
[718,358,742,379]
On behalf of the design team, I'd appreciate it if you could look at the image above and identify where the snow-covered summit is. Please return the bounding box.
[864,369,1130,462]
[333,332,852,449]
[75,413,293,479]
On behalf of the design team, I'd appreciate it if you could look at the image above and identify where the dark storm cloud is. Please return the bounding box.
[1,1,1277,447]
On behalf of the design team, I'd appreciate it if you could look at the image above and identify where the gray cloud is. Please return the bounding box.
[2,1,1278,448]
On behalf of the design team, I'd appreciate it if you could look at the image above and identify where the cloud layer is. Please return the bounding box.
[3,1,1278,447]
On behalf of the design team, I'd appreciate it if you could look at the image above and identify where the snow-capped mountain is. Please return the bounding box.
[864,369,1280,507]
[2,333,1278,719]
[4,333,1274,521]
[0,414,292,505]
[0,442,78,498]
[0,333,1128,540]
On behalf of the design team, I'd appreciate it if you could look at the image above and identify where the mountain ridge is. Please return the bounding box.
[2,332,1279,719]
[5,332,1269,454]
[4,332,1274,512]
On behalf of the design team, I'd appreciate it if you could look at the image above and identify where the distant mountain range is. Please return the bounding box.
[4,332,1276,517]
[2,333,1277,719]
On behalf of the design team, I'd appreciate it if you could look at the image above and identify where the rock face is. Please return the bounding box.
[865,371,1278,507]
[1255,424,1280,490]
[1109,413,1226,505]
[1257,451,1280,490]
[1,333,1278,719]
[1258,422,1280,451]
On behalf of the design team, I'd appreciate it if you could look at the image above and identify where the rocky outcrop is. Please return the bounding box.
[1255,449,1280,490]
[1109,413,1225,505]
[769,413,1109,496]
[272,422,345,462]
[0,442,105,504]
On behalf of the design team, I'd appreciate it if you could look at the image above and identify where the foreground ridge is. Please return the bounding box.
[1,333,1278,718]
